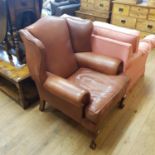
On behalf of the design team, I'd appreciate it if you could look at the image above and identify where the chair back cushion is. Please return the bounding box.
[62,15,93,52]
[27,16,78,78]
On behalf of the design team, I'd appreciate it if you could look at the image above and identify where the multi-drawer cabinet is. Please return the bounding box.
[76,0,112,22]
[111,1,155,38]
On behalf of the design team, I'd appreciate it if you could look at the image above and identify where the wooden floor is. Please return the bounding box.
[0,51,155,155]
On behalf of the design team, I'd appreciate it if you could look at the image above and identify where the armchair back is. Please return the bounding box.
[26,17,78,78]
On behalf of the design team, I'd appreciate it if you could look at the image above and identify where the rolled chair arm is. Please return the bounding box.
[138,41,152,54]
[75,52,123,75]
[44,73,90,107]
[143,34,155,49]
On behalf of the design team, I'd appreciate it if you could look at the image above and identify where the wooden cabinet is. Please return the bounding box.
[111,1,155,38]
[76,0,112,22]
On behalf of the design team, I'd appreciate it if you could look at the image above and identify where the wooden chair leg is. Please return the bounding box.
[90,139,97,150]
[89,131,99,150]
[39,100,46,112]
[118,96,126,109]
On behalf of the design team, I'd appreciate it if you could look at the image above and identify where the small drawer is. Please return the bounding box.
[95,1,110,12]
[113,4,130,16]
[136,19,155,33]
[148,9,155,21]
[15,0,34,10]
[112,15,136,28]
[130,6,148,19]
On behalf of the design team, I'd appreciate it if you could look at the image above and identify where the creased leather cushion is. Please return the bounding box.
[68,68,129,123]
[62,15,93,52]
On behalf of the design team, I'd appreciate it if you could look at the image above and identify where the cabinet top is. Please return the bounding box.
[113,1,155,9]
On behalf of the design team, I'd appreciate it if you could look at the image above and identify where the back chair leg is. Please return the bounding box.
[39,100,46,111]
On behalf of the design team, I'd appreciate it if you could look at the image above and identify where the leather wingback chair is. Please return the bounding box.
[20,16,129,149]
[92,21,155,92]
[0,0,7,43]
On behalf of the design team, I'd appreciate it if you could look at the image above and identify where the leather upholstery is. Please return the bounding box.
[27,17,78,78]
[20,16,129,135]
[93,21,140,53]
[64,16,93,52]
[143,35,155,49]
[44,73,90,107]
[91,34,133,68]
[75,52,123,75]
[19,29,47,85]
[92,21,155,92]
[68,68,129,123]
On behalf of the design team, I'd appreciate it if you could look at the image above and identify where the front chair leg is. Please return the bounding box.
[90,131,99,150]
[39,100,46,112]
[118,96,126,109]
[90,139,97,150]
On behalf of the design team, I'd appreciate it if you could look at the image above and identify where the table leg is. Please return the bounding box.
[16,82,27,109]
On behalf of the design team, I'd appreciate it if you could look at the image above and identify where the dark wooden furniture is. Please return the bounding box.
[0,0,42,66]
[0,50,38,109]
[0,0,7,43]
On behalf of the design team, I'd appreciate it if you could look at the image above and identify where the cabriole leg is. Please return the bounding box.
[118,96,126,109]
[89,131,100,150]
[90,139,97,150]
[39,100,46,111]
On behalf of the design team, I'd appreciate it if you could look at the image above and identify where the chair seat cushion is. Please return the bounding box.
[68,68,129,123]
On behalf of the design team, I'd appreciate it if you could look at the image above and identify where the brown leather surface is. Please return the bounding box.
[64,16,93,52]
[68,68,129,123]
[44,72,90,107]
[26,16,78,78]
[75,52,123,75]
[19,29,47,85]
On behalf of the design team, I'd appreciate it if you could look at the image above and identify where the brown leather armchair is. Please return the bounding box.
[20,16,129,149]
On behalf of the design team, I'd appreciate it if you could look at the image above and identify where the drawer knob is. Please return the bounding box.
[119,8,124,12]
[99,4,104,7]
[147,25,153,29]
[121,19,126,24]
